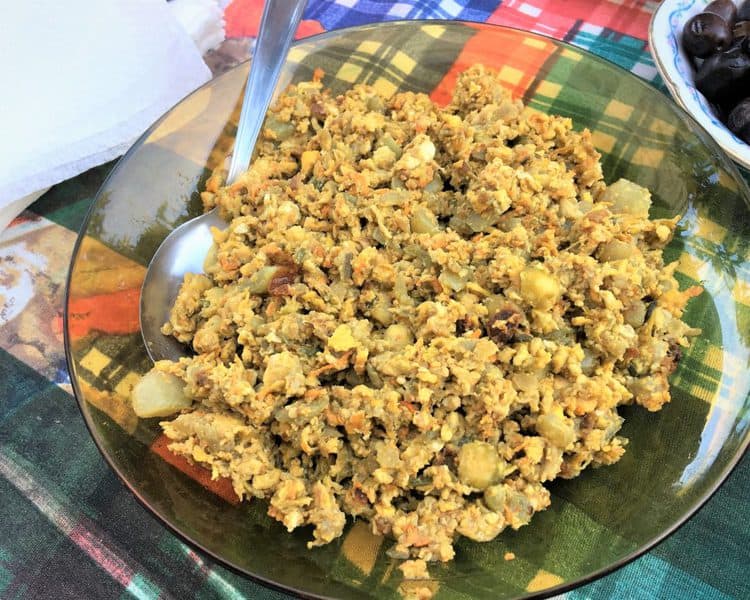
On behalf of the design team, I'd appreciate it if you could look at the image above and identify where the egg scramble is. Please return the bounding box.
[135,65,701,578]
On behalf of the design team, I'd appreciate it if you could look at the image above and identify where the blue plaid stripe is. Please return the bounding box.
[571,554,735,600]
[398,0,498,20]
[306,0,497,29]
[566,23,665,89]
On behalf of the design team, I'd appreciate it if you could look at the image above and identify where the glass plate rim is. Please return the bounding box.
[63,18,750,600]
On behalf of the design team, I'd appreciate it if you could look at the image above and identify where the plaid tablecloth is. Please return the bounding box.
[1,1,748,599]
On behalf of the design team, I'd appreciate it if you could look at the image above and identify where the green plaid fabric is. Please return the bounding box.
[2,12,749,600]
[287,22,472,94]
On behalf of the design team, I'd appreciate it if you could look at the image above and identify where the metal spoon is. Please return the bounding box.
[140,0,307,363]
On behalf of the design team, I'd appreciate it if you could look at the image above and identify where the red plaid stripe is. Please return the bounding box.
[488,0,653,42]
[430,24,557,104]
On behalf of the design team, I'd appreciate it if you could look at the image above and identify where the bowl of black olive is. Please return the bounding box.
[651,0,750,169]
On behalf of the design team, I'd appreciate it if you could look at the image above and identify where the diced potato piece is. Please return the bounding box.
[520,267,560,310]
[623,301,647,328]
[384,323,413,350]
[457,441,500,490]
[600,178,651,217]
[411,206,439,234]
[483,484,507,511]
[244,266,282,295]
[132,370,191,418]
[598,239,637,262]
[536,413,576,448]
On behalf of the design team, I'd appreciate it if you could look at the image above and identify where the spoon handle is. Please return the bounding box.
[226,0,308,184]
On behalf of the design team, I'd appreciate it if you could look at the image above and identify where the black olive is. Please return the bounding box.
[739,0,750,21]
[710,99,730,122]
[683,12,733,58]
[705,0,738,26]
[694,41,750,102]
[734,20,750,40]
[727,98,750,142]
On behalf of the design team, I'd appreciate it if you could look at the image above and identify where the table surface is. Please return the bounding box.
[1,1,748,599]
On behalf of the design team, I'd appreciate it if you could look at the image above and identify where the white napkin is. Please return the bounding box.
[169,0,227,55]
[0,0,215,231]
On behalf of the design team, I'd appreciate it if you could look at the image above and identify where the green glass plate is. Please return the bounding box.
[64,21,750,599]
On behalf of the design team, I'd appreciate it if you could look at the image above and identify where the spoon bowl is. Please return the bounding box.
[139,207,224,362]
[139,0,307,362]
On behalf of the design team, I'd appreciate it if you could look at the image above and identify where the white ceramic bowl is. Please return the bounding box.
[650,0,750,169]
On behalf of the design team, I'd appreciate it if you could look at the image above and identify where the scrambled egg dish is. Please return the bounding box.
[133,65,701,576]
